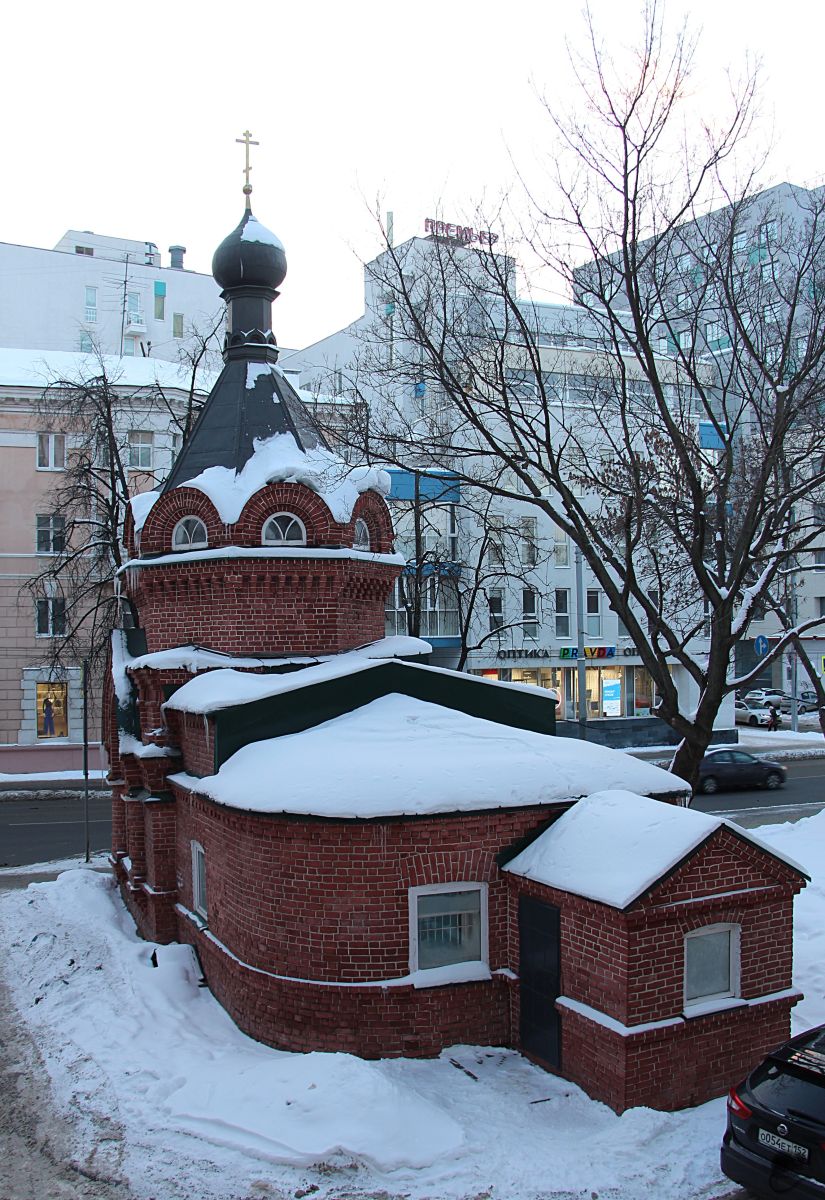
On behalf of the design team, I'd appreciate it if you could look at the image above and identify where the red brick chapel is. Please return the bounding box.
[104,186,807,1114]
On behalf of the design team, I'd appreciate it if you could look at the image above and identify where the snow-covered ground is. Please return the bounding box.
[0,812,823,1200]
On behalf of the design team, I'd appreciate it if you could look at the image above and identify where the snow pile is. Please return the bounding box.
[504,789,805,908]
[1,809,824,1199]
[173,432,390,525]
[169,694,689,817]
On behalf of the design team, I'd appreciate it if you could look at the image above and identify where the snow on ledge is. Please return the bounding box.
[118,733,180,759]
[119,545,405,572]
[556,996,684,1037]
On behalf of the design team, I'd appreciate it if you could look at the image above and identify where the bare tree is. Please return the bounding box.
[341,4,825,785]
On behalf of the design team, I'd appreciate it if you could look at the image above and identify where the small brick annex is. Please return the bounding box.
[105,202,807,1116]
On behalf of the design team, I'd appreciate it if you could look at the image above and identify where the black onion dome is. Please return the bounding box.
[211,209,287,293]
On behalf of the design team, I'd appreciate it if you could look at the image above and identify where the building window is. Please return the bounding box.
[520,516,537,567]
[758,220,777,247]
[123,336,137,356]
[171,432,182,463]
[126,291,142,323]
[128,431,153,470]
[487,517,504,567]
[489,588,504,631]
[173,313,184,339]
[586,589,602,638]
[37,432,66,471]
[262,513,307,545]
[684,924,740,1007]
[522,588,538,638]
[353,517,371,550]
[191,841,207,920]
[677,328,693,350]
[36,514,66,554]
[37,682,69,739]
[409,883,487,973]
[555,588,571,638]
[732,231,748,255]
[817,597,825,620]
[75,245,94,256]
[154,280,166,321]
[79,332,93,353]
[84,285,97,323]
[553,524,569,567]
[172,517,208,552]
[36,596,66,637]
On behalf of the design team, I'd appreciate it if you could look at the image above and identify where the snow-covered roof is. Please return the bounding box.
[503,789,806,908]
[162,652,556,715]
[0,346,217,392]
[130,430,391,530]
[168,695,688,819]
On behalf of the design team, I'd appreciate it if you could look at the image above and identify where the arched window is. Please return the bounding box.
[172,516,208,551]
[262,513,306,546]
[353,517,371,550]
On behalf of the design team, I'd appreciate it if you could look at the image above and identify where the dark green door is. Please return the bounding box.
[518,895,561,1067]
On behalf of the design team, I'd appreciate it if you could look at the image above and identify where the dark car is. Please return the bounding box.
[698,749,786,794]
[721,1024,825,1199]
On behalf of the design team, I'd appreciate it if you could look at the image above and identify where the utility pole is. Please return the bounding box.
[575,545,587,738]
[82,658,90,863]
[119,254,131,358]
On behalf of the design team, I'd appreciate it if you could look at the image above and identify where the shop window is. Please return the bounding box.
[37,682,68,738]
[172,517,208,551]
[555,588,570,638]
[409,883,487,973]
[262,513,306,545]
[684,924,739,1007]
[37,432,66,471]
[191,841,208,920]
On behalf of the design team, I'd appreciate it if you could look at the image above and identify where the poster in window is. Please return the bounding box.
[37,682,68,738]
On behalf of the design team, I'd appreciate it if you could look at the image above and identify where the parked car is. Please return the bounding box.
[744,688,785,707]
[697,749,786,794]
[735,700,773,727]
[780,690,819,715]
[721,1023,825,1199]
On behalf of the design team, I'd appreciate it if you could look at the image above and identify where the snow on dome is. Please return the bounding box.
[178,431,390,525]
[504,789,805,908]
[239,214,285,252]
[168,695,689,819]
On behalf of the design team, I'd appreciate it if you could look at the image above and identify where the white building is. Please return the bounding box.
[0,230,222,362]
[283,235,735,746]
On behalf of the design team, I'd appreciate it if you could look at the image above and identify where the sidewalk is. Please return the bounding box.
[615,725,825,764]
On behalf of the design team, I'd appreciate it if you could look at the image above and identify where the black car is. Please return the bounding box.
[698,749,786,794]
[721,1024,825,1199]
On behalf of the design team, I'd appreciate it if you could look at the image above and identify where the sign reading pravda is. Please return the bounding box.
[424,217,499,246]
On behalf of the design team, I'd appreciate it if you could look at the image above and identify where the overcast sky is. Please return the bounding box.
[3,1,822,349]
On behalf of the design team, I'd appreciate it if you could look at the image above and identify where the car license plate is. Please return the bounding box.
[757,1128,809,1160]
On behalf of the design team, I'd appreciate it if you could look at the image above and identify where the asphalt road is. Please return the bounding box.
[0,760,823,869]
[0,791,113,868]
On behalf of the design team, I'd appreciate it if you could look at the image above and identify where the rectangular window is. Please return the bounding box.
[522,588,538,638]
[520,516,537,567]
[37,432,66,470]
[153,280,166,320]
[553,524,569,567]
[37,681,69,738]
[36,514,66,554]
[758,220,777,247]
[84,285,97,323]
[191,841,207,920]
[128,430,153,470]
[732,231,748,255]
[127,291,142,321]
[555,588,570,639]
[123,336,137,356]
[79,332,93,353]
[677,328,693,350]
[487,517,504,567]
[817,597,825,620]
[410,883,486,973]
[684,924,739,1006]
[489,588,504,632]
[586,589,601,637]
[36,597,66,637]
[173,312,184,338]
[75,245,94,256]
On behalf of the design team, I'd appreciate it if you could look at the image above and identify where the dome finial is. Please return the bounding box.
[236,129,259,212]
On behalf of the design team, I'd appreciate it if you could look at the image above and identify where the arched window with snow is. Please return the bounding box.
[172,516,208,552]
[353,518,371,551]
[262,513,307,546]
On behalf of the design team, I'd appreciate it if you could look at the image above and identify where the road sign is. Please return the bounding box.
[754,635,770,657]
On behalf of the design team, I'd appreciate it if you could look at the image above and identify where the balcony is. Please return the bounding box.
[125,311,147,333]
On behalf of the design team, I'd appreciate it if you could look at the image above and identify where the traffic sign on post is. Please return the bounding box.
[754,635,770,657]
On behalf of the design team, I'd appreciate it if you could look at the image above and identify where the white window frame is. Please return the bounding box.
[684,923,740,1009]
[353,517,371,551]
[172,516,208,552]
[408,881,488,975]
[36,596,66,638]
[522,588,538,639]
[262,512,307,546]
[36,513,66,555]
[520,516,538,567]
[172,312,185,339]
[37,432,66,471]
[555,588,571,638]
[128,430,153,470]
[489,587,504,631]
[191,840,207,920]
[586,588,602,638]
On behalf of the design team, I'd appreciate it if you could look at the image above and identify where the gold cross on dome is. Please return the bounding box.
[236,129,259,208]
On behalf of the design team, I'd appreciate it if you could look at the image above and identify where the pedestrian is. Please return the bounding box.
[767,703,779,732]
[43,694,55,737]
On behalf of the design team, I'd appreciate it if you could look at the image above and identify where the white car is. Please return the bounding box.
[743,689,784,708]
[735,700,773,727]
